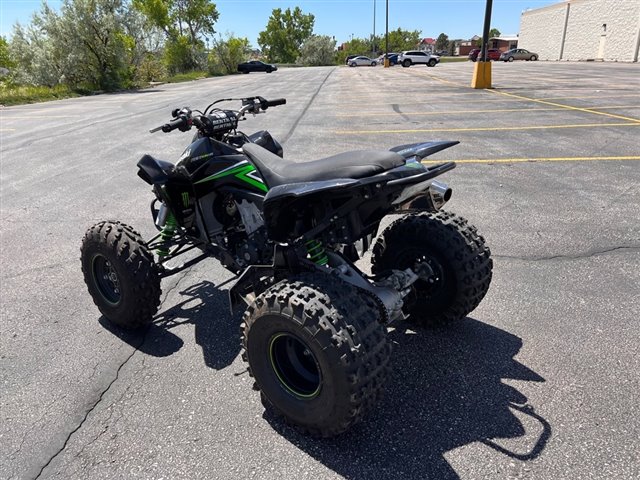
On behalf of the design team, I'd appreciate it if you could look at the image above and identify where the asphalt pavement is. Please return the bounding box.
[1,62,639,479]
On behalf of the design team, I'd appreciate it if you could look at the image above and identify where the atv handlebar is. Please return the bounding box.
[149,97,286,135]
[263,98,286,108]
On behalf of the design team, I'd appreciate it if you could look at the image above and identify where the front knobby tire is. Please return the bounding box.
[372,211,493,327]
[241,274,391,437]
[81,221,161,329]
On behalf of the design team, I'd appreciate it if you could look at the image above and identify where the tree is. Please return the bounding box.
[258,7,314,63]
[386,28,422,53]
[9,0,133,89]
[0,36,16,70]
[209,33,251,74]
[476,28,502,47]
[336,37,371,64]
[134,0,219,72]
[435,33,449,52]
[297,35,336,66]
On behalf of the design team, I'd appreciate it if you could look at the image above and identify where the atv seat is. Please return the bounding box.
[243,143,405,188]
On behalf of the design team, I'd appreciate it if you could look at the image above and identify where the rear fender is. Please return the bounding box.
[390,141,459,160]
[262,161,455,243]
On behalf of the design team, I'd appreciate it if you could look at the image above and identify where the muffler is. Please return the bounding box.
[429,180,452,210]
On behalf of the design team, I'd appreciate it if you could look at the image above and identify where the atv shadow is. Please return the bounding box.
[264,318,550,479]
[99,280,241,369]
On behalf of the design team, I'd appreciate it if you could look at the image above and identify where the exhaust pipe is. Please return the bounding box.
[429,180,452,210]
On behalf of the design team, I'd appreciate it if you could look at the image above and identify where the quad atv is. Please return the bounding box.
[81,96,493,437]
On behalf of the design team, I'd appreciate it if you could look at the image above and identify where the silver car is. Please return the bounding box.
[500,49,539,62]
[348,56,377,67]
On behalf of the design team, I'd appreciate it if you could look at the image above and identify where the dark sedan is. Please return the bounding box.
[237,60,277,74]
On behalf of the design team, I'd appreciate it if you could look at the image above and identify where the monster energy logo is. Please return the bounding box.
[194,161,267,192]
[182,192,189,207]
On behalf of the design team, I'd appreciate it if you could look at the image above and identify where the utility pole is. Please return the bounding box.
[384,0,389,67]
[471,0,493,88]
[373,0,376,55]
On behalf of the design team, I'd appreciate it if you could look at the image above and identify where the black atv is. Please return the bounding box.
[80,96,493,437]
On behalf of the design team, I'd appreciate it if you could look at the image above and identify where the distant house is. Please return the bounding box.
[456,35,480,56]
[418,37,435,52]
[489,35,519,52]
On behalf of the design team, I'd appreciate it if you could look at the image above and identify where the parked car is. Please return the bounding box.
[348,56,377,67]
[500,49,539,62]
[237,60,277,74]
[468,48,501,61]
[345,55,360,65]
[386,53,399,65]
[398,51,440,67]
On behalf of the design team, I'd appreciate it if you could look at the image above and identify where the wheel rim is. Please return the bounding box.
[269,333,321,399]
[393,248,451,309]
[91,254,121,306]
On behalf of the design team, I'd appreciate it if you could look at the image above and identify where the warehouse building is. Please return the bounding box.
[519,0,640,62]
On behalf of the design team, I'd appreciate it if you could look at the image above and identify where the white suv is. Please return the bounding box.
[399,51,440,67]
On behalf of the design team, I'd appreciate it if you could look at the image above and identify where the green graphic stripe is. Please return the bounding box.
[194,164,267,192]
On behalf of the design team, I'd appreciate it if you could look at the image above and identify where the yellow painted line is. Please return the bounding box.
[326,97,528,108]
[335,122,640,135]
[422,156,640,165]
[413,71,468,87]
[336,91,491,100]
[537,93,640,101]
[488,90,640,123]
[335,105,640,118]
[337,106,567,117]
[589,105,640,111]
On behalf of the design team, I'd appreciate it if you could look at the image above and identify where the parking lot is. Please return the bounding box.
[1,61,639,479]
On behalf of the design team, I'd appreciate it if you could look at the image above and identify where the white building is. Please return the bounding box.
[519,0,640,62]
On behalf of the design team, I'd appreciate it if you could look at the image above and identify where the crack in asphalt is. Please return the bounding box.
[494,245,640,262]
[281,67,335,145]
[32,332,148,479]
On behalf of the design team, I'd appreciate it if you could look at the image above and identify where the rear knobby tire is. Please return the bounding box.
[241,274,391,437]
[372,211,492,327]
[80,221,161,329]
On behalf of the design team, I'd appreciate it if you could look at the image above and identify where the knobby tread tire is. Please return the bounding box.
[371,211,493,327]
[81,221,161,329]
[241,273,391,437]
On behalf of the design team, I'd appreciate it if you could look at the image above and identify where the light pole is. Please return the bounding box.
[384,0,389,67]
[373,0,376,55]
[471,0,493,88]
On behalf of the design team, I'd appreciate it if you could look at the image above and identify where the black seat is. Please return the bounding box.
[243,143,405,187]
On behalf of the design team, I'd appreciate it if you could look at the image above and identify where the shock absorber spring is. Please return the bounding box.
[156,212,177,258]
[306,239,328,266]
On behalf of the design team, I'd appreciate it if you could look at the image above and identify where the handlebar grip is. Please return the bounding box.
[162,117,186,133]
[265,98,286,108]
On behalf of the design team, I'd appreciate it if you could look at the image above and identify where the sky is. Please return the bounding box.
[0,0,556,45]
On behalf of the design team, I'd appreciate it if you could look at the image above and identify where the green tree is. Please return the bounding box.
[435,33,449,52]
[297,35,336,66]
[208,33,251,74]
[336,37,370,64]
[386,28,422,53]
[476,28,502,47]
[10,0,135,90]
[0,36,16,70]
[134,0,219,72]
[258,7,314,63]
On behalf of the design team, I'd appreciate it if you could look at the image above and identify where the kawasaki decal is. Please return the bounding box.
[194,161,268,192]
